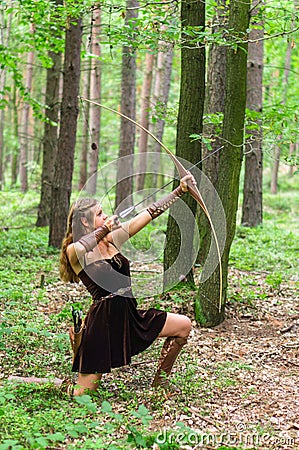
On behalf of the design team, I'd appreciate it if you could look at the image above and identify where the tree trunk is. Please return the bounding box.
[241,0,264,227]
[145,41,174,192]
[195,0,250,326]
[85,7,101,195]
[151,42,174,190]
[115,0,138,211]
[19,22,35,193]
[0,5,13,190]
[36,49,62,227]
[78,59,91,191]
[270,0,296,194]
[11,82,19,187]
[198,0,228,268]
[288,142,296,177]
[202,0,227,185]
[49,18,82,248]
[163,0,205,289]
[136,52,154,191]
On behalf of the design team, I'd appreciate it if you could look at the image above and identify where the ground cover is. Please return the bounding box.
[0,176,298,449]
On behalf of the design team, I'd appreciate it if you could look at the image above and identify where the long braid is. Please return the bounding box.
[59,198,98,283]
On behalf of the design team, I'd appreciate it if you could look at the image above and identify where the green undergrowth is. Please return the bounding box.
[0,182,298,449]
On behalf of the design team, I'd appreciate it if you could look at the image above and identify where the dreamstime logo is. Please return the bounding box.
[156,427,295,447]
[72,152,226,299]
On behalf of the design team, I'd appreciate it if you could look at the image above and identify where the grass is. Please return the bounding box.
[0,174,298,449]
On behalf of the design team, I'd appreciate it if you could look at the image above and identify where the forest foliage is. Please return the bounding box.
[0,0,298,185]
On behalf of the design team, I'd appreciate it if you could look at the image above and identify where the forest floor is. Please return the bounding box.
[28,263,299,450]
[1,182,298,449]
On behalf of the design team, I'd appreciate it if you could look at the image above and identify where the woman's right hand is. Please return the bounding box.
[104,215,121,232]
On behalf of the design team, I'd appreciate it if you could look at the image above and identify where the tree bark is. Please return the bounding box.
[0,4,13,190]
[36,49,62,227]
[136,51,154,191]
[11,83,19,187]
[196,0,250,326]
[115,0,138,211]
[164,0,205,289]
[19,22,35,193]
[78,59,91,191]
[270,0,296,194]
[241,0,264,227]
[85,7,101,195]
[288,142,296,177]
[49,18,82,248]
[198,0,228,268]
[148,41,174,190]
[202,0,227,185]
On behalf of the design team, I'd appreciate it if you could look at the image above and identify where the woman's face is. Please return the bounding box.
[93,203,108,229]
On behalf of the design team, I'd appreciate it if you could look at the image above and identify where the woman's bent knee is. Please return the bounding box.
[180,315,192,337]
[159,312,192,338]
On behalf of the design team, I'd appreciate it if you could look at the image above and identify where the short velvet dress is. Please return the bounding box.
[72,252,167,374]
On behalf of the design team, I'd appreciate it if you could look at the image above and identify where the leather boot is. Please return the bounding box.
[152,336,188,388]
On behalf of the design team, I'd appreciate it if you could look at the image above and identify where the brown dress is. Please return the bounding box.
[72,253,167,374]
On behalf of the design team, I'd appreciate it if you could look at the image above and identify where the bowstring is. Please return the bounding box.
[79,98,114,214]
[119,144,225,218]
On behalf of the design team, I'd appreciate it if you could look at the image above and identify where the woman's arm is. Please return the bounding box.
[111,210,153,245]
[110,173,196,248]
[67,217,120,274]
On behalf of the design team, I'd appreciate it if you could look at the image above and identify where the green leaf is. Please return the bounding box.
[101,400,113,413]
[0,441,19,450]
[46,432,65,442]
[34,436,49,447]
[74,393,97,412]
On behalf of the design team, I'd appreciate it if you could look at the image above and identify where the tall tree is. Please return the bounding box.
[196,0,251,326]
[36,48,62,227]
[149,39,174,190]
[10,83,19,187]
[198,0,228,268]
[0,4,13,190]
[270,0,297,194]
[115,0,138,211]
[78,59,91,191]
[136,51,154,191]
[145,34,174,192]
[49,17,82,248]
[19,22,35,193]
[36,0,63,227]
[202,0,228,185]
[242,0,264,227]
[164,0,205,288]
[85,6,101,195]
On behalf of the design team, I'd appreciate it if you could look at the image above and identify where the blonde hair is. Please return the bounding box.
[59,198,98,283]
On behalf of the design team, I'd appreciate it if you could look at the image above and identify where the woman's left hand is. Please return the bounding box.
[180,172,197,193]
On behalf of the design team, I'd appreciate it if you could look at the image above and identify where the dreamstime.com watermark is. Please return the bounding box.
[155,426,296,447]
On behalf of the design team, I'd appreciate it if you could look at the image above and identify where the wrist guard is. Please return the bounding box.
[147,186,184,220]
[78,224,110,252]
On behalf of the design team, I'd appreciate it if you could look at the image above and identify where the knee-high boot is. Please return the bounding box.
[152,336,188,388]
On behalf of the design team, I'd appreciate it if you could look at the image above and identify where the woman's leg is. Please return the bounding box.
[153,312,192,389]
[74,373,102,396]
[159,312,192,338]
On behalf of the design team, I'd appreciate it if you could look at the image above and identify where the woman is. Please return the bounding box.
[60,175,194,396]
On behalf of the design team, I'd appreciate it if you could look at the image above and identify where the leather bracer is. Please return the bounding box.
[146,186,184,220]
[78,224,110,252]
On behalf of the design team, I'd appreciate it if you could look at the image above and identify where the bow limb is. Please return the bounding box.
[165,155,223,312]
[166,149,223,312]
[79,96,223,312]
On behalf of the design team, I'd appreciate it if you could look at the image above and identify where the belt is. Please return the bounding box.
[93,286,132,304]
